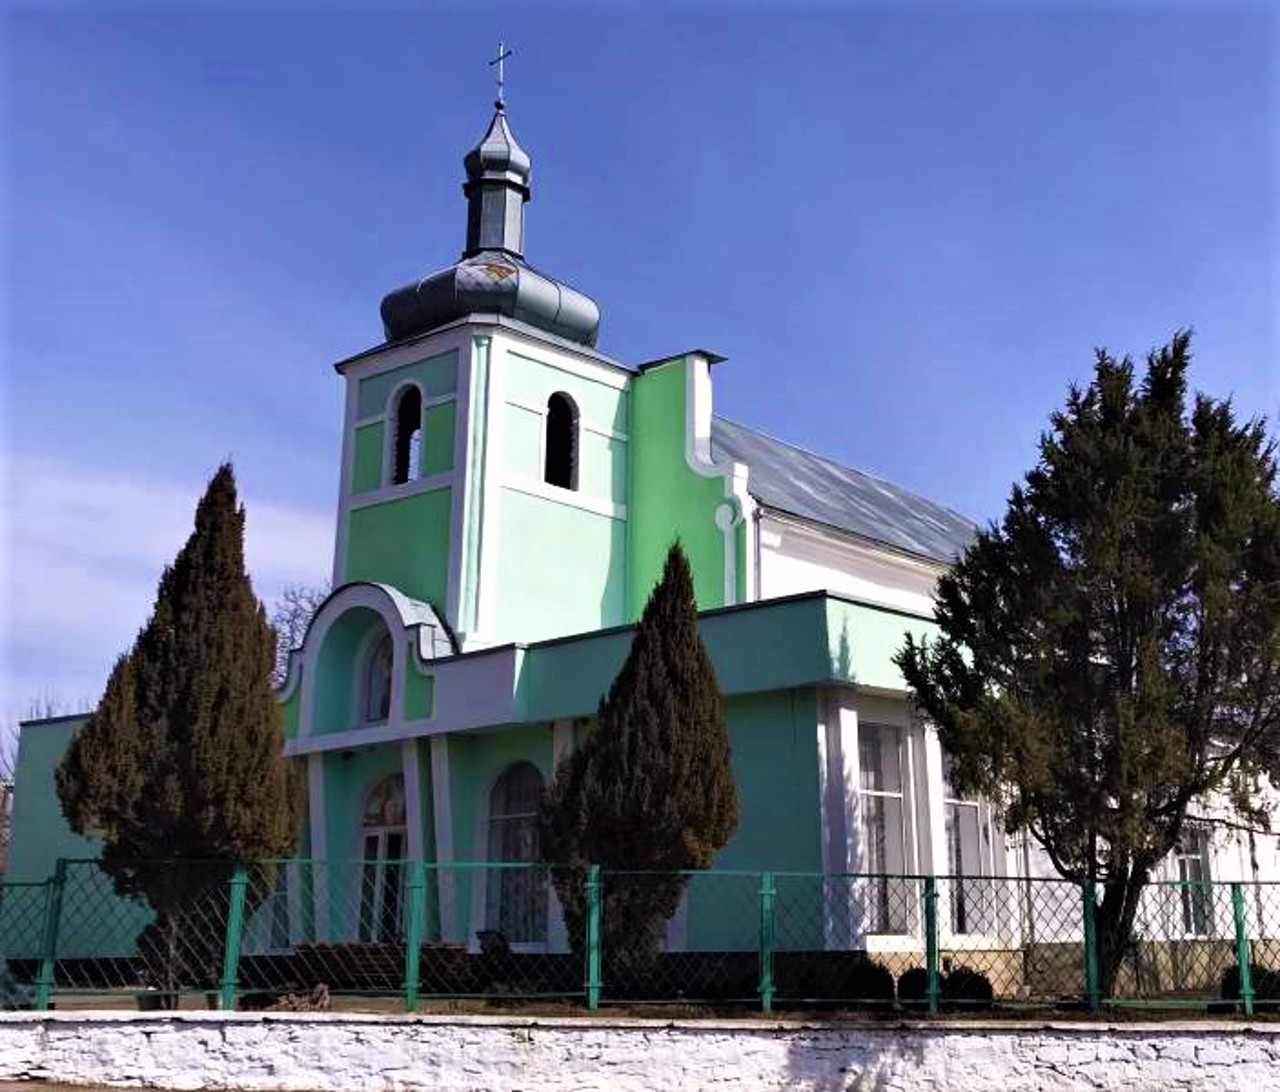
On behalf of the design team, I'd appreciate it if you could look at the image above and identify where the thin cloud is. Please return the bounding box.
[2,457,331,719]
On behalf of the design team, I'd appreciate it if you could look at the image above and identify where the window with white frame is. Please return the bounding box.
[857,723,912,934]
[361,632,393,725]
[1175,827,1212,937]
[543,392,579,491]
[485,762,548,944]
[942,755,996,935]
[391,385,423,485]
[358,774,407,942]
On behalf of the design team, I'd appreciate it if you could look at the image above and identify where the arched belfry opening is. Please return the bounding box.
[543,392,578,491]
[392,386,422,485]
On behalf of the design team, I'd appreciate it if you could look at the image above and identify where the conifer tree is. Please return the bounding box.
[541,543,738,971]
[57,464,300,990]
[897,333,1280,997]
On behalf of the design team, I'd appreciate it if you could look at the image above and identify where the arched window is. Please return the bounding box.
[543,392,578,491]
[362,632,393,724]
[485,762,547,943]
[391,385,422,485]
[358,774,407,942]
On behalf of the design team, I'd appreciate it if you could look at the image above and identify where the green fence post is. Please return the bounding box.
[1082,879,1101,1013]
[34,859,68,1011]
[404,859,427,1012]
[923,876,940,1015]
[758,871,776,1013]
[585,865,602,1010]
[1231,882,1254,1018]
[218,863,250,1011]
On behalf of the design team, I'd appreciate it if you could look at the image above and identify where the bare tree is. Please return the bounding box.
[269,582,330,686]
[0,723,15,875]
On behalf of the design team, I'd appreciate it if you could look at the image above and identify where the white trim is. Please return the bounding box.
[289,720,437,756]
[429,735,458,942]
[547,720,575,954]
[347,471,454,512]
[551,720,575,772]
[504,342,630,391]
[295,583,450,741]
[332,372,360,586]
[338,330,471,383]
[402,738,425,862]
[502,477,627,521]
[473,334,508,645]
[444,338,479,632]
[682,354,756,606]
[307,755,329,943]
[505,396,629,444]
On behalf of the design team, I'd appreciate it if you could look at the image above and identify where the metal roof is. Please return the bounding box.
[711,417,977,563]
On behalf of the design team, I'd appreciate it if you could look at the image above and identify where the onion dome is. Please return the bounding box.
[380,105,601,348]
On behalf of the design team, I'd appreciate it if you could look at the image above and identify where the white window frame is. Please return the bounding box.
[854,722,918,940]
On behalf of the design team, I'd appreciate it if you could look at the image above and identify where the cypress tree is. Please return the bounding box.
[57,464,300,990]
[541,542,738,972]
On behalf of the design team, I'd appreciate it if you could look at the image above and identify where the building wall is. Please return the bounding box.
[756,510,944,618]
[487,337,632,645]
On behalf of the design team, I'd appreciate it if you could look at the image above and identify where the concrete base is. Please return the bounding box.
[1,1012,1277,1091]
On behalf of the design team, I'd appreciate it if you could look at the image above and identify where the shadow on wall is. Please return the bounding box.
[785,1026,926,1091]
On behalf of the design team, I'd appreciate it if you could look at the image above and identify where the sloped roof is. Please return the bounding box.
[711,417,977,563]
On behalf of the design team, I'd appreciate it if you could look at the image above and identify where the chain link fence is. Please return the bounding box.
[2,859,1278,1015]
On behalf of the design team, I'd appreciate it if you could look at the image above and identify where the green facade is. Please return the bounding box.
[5,319,943,964]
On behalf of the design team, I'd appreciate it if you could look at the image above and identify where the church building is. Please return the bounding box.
[10,93,1268,966]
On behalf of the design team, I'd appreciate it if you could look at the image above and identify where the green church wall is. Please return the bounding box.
[280,687,301,740]
[319,743,404,940]
[420,402,456,476]
[344,488,452,610]
[684,689,824,952]
[627,357,733,617]
[403,645,434,721]
[3,717,152,960]
[6,718,96,884]
[502,349,629,438]
[444,724,554,943]
[493,491,627,643]
[313,606,381,734]
[824,596,942,690]
[356,350,458,419]
[350,422,384,494]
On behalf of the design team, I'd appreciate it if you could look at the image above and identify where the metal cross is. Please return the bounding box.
[490,42,513,108]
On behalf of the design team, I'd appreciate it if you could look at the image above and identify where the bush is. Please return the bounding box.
[942,966,994,1010]
[897,966,929,1010]
[1221,964,1280,1009]
[845,956,895,1009]
[896,965,995,1011]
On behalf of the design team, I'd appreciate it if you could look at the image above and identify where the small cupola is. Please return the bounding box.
[379,51,601,349]
[462,106,531,259]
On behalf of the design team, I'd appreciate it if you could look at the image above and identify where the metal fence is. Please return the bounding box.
[1,858,1278,1014]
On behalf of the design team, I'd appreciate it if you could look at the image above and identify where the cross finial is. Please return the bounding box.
[490,41,513,110]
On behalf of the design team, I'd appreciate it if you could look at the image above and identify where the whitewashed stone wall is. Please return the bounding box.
[0,1012,1277,1091]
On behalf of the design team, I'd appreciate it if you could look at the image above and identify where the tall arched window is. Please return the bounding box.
[391,385,422,485]
[359,774,407,942]
[362,632,393,724]
[543,392,578,491]
[485,762,547,943]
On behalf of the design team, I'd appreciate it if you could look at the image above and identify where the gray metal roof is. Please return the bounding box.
[711,417,977,563]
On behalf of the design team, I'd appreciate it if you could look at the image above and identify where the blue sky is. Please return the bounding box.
[2,2,1276,722]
